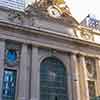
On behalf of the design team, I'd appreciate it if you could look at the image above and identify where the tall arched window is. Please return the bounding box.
[40,57,68,100]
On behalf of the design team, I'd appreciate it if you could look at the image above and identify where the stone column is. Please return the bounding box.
[30,47,40,100]
[18,44,30,100]
[67,54,73,100]
[78,55,89,100]
[95,58,100,96]
[0,40,5,100]
[70,53,80,100]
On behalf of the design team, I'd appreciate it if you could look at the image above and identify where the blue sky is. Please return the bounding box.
[25,0,100,22]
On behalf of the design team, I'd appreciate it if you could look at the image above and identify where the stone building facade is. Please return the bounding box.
[0,2,100,100]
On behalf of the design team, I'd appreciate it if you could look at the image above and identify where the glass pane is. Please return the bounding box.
[40,57,68,100]
[2,69,17,100]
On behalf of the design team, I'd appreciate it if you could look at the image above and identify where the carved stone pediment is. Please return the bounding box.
[24,3,78,26]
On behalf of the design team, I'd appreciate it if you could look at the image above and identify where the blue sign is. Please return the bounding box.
[7,50,17,64]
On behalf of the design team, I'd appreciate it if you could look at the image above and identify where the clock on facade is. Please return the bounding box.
[47,5,61,18]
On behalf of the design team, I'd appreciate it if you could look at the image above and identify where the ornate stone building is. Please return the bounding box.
[0,1,100,100]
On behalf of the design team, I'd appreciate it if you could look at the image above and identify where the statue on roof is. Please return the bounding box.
[33,0,71,18]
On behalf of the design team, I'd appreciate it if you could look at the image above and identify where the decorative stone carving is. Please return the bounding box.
[80,29,94,40]
[76,28,94,41]
[24,3,77,28]
[26,0,71,19]
[8,10,24,24]
[85,57,96,79]
[25,5,40,16]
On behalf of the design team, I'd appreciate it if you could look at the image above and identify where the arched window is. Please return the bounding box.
[40,57,68,100]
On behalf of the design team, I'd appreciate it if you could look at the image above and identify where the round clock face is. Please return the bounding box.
[47,6,61,18]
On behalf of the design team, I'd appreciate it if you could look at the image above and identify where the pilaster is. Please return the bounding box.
[95,58,100,96]
[0,40,5,100]
[70,53,80,100]
[67,54,73,100]
[78,55,89,100]
[18,44,30,100]
[30,47,40,100]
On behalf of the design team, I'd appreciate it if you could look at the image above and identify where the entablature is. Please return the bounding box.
[1,6,100,53]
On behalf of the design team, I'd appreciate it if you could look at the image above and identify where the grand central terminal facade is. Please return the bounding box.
[0,0,100,100]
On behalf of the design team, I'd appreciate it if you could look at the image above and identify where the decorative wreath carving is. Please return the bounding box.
[8,11,24,24]
[80,29,94,41]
